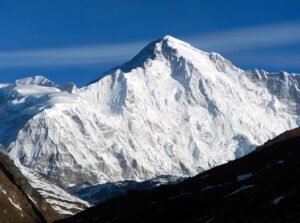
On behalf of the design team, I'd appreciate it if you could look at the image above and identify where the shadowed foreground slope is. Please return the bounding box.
[58,128,300,223]
[0,146,61,223]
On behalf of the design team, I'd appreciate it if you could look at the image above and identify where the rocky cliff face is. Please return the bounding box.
[0,145,57,222]
[0,36,299,188]
[0,145,89,222]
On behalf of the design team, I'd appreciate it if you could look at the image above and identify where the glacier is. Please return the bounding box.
[0,35,299,188]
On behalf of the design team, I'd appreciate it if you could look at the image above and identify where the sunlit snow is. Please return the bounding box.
[0,35,299,188]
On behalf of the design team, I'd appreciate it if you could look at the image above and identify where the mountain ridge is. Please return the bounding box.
[0,35,299,189]
[89,35,239,84]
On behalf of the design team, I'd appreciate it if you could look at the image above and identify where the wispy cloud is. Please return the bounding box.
[229,53,300,70]
[0,22,299,68]
[0,41,147,68]
[187,22,300,52]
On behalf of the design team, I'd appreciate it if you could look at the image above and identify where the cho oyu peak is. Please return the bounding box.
[1,36,299,188]
[92,35,239,81]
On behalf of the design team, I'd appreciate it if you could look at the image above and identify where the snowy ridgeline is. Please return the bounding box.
[0,35,299,188]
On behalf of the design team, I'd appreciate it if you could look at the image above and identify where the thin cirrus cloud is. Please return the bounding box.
[0,41,148,68]
[0,22,299,68]
[187,22,300,52]
[230,53,300,69]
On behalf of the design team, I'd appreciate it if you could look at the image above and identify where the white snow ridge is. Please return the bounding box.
[0,35,299,188]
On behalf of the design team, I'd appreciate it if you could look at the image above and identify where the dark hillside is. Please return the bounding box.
[58,128,300,223]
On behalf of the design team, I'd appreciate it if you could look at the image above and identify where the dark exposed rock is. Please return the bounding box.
[0,145,61,223]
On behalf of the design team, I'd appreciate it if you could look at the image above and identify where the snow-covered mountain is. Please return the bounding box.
[14,75,58,87]
[0,35,299,188]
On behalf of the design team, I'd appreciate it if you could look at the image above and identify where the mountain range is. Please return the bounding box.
[1,36,299,190]
[0,35,299,222]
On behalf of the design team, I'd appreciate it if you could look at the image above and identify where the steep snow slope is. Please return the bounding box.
[1,36,300,188]
[19,165,90,216]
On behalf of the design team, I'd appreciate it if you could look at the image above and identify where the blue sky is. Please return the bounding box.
[0,0,299,86]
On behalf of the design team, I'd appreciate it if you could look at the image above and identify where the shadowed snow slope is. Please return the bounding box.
[1,35,300,187]
[69,175,184,205]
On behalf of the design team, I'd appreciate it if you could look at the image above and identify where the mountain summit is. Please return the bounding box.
[119,35,205,72]
[0,36,299,188]
[15,75,57,87]
[95,35,237,79]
